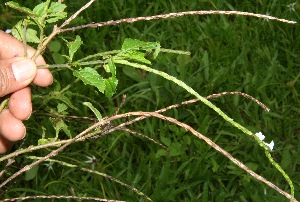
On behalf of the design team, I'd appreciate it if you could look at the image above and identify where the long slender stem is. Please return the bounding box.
[114,59,295,198]
[61,10,296,32]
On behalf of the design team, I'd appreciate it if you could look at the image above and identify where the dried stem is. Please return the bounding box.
[59,0,96,29]
[0,91,268,163]
[61,10,296,32]
[0,111,297,201]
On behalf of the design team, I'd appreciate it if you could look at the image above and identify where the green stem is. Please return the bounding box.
[75,50,121,63]
[0,98,9,113]
[114,59,294,197]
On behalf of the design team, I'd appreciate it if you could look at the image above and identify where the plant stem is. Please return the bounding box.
[114,59,295,198]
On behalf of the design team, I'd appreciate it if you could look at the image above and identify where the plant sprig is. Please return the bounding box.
[2,0,298,201]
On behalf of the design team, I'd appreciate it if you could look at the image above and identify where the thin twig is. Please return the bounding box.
[114,94,127,116]
[60,10,297,32]
[0,91,268,163]
[0,111,296,201]
[59,0,96,29]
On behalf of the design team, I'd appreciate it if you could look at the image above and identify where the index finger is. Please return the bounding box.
[0,31,44,65]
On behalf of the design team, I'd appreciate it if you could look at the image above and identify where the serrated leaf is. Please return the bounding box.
[121,38,158,51]
[25,165,39,181]
[105,77,118,97]
[65,35,83,62]
[46,2,67,23]
[6,1,34,16]
[25,28,40,43]
[11,20,40,43]
[83,102,102,121]
[73,67,105,93]
[49,2,67,14]
[32,1,48,18]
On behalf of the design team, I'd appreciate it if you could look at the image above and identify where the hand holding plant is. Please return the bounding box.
[0,31,52,153]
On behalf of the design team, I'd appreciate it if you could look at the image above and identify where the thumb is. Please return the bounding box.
[0,57,37,97]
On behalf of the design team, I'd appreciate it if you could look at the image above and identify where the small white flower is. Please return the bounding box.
[5,29,12,34]
[287,3,296,12]
[85,155,97,170]
[255,132,265,141]
[255,132,275,151]
[44,161,54,172]
[264,140,275,151]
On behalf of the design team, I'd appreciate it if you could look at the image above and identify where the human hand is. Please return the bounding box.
[0,31,53,154]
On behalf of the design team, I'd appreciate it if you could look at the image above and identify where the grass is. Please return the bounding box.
[1,0,300,201]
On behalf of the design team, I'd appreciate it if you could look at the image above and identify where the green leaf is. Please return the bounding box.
[83,102,102,121]
[47,2,67,23]
[104,58,117,77]
[5,1,34,16]
[121,38,158,51]
[44,92,78,110]
[48,40,62,52]
[38,138,57,145]
[73,67,105,93]
[25,28,40,43]
[105,77,118,97]
[32,1,49,20]
[11,20,40,43]
[25,165,39,181]
[65,35,83,62]
[119,51,151,64]
[50,118,72,139]
[57,103,68,113]
[153,42,161,59]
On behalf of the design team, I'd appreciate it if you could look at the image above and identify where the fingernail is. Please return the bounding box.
[12,59,36,82]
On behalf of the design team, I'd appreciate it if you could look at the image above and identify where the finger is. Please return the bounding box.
[0,31,53,87]
[33,68,53,87]
[0,109,26,142]
[0,137,11,154]
[0,31,43,61]
[8,87,32,120]
[0,57,37,97]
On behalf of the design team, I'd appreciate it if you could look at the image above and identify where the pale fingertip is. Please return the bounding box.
[0,109,26,142]
[8,87,32,120]
[33,68,53,87]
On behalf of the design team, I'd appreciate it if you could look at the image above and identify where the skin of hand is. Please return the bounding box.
[0,31,53,154]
